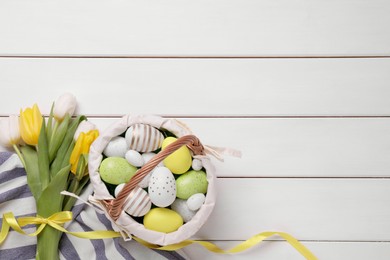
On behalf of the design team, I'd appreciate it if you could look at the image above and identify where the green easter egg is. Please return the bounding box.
[99,157,137,185]
[176,170,208,199]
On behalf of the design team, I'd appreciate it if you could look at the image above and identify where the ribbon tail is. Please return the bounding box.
[0,216,10,244]
[134,231,317,260]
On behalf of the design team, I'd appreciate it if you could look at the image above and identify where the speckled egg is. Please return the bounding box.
[171,198,197,223]
[99,157,137,185]
[187,193,206,211]
[125,150,144,167]
[144,208,183,233]
[176,170,208,199]
[162,137,192,174]
[148,167,176,207]
[125,124,164,152]
[103,137,128,157]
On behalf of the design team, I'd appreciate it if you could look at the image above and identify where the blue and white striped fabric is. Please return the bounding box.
[0,152,188,260]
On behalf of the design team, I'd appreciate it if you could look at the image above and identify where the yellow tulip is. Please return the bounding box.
[70,129,99,174]
[19,104,43,145]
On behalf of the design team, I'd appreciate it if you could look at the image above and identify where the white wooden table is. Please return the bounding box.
[1,1,390,259]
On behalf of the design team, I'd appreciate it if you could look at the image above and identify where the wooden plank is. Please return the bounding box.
[0,0,389,56]
[1,58,390,116]
[75,118,390,177]
[1,117,389,177]
[194,178,390,241]
[183,241,390,260]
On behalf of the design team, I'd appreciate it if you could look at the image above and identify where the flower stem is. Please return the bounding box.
[13,144,26,168]
[50,121,60,146]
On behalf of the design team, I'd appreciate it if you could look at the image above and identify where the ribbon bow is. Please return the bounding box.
[0,211,121,244]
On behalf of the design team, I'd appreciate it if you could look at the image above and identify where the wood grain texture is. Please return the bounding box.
[195,178,390,241]
[0,0,389,56]
[61,117,390,177]
[1,58,390,116]
[183,241,390,260]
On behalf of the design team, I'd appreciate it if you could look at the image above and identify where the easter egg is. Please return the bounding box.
[176,170,208,199]
[138,172,151,188]
[144,208,183,233]
[99,157,137,185]
[142,152,163,167]
[125,150,144,167]
[191,158,203,171]
[123,186,152,217]
[125,124,164,153]
[103,137,127,157]
[171,198,197,222]
[114,183,125,197]
[186,193,206,211]
[162,137,192,174]
[148,167,176,207]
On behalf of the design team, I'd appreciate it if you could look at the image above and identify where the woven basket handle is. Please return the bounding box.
[105,135,205,221]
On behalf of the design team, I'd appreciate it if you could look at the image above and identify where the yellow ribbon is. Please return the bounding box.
[0,211,317,260]
[0,211,121,243]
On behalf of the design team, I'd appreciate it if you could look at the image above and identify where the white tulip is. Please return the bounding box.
[53,93,77,121]
[0,115,21,148]
[74,120,97,141]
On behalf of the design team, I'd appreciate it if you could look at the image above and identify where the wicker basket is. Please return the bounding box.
[88,114,216,245]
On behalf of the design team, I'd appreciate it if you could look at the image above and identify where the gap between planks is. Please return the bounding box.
[2,115,390,119]
[198,239,390,243]
[1,55,390,59]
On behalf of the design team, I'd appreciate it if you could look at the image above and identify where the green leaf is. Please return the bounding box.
[37,120,50,190]
[37,164,71,217]
[63,175,90,211]
[48,114,70,162]
[50,115,86,177]
[20,145,41,200]
[46,102,55,148]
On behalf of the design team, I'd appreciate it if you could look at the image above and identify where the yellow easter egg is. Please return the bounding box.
[143,208,183,233]
[162,137,192,174]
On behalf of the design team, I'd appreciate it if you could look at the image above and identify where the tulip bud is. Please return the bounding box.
[19,104,43,146]
[0,115,21,148]
[74,120,97,141]
[70,129,99,174]
[53,93,77,121]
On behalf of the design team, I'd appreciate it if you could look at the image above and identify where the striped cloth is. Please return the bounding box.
[0,152,188,260]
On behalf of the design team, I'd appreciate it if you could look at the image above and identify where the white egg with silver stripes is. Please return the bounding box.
[125,124,164,153]
[116,185,152,217]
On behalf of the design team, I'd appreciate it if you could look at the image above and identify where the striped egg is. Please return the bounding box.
[122,186,152,217]
[125,124,164,153]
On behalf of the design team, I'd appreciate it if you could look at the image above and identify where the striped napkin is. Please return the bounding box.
[0,152,187,260]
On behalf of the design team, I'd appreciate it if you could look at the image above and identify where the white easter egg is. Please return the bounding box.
[171,198,197,223]
[125,150,144,167]
[186,193,206,211]
[122,186,152,217]
[103,137,127,157]
[138,171,151,188]
[148,167,176,207]
[192,159,203,171]
[125,124,164,153]
[142,152,163,167]
[114,183,125,197]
